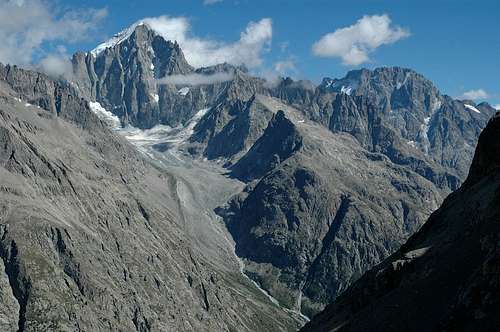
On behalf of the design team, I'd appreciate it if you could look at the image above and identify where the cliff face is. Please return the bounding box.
[0,64,299,332]
[301,113,500,332]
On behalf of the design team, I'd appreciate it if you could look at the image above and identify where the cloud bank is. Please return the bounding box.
[140,16,272,69]
[460,89,489,100]
[0,0,107,69]
[312,14,409,66]
[157,72,234,86]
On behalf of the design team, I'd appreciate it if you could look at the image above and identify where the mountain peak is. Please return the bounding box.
[91,22,152,56]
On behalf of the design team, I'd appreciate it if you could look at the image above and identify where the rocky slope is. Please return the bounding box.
[199,68,493,317]
[301,112,500,332]
[0,64,300,331]
[217,96,443,316]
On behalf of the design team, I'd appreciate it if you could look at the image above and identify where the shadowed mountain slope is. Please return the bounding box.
[301,113,500,332]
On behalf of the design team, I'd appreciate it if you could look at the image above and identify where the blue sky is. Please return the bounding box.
[2,0,499,106]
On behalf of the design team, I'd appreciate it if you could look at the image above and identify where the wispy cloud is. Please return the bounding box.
[0,0,107,68]
[140,16,272,69]
[274,58,297,76]
[459,89,489,100]
[37,46,73,78]
[157,72,234,86]
[312,14,409,66]
[203,0,223,5]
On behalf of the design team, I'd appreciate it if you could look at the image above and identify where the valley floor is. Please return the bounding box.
[121,124,310,326]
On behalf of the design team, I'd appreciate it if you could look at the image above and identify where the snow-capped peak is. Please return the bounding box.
[91,22,148,57]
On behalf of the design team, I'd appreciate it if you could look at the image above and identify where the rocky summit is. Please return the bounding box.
[0,18,497,332]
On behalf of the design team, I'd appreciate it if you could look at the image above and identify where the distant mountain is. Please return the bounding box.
[301,112,500,331]
[71,24,259,130]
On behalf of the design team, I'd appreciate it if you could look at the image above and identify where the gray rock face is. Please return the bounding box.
[0,64,299,331]
[218,98,443,316]
[69,31,497,322]
[189,71,268,157]
[229,110,302,180]
[73,24,193,128]
[322,67,495,190]
[301,114,500,332]
[72,24,239,129]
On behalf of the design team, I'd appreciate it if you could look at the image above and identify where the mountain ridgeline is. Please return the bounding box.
[0,21,496,331]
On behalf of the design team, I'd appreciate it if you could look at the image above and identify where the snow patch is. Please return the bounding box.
[403,246,431,260]
[89,101,121,128]
[396,72,411,90]
[152,94,160,103]
[178,87,190,96]
[340,86,353,95]
[119,108,210,153]
[464,104,481,114]
[150,63,155,71]
[432,99,442,113]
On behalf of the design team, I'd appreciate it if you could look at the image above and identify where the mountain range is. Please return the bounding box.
[0,22,497,331]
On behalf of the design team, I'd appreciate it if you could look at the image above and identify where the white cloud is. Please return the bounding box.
[38,53,72,78]
[274,59,297,76]
[157,72,234,86]
[494,104,500,111]
[459,89,489,100]
[312,14,410,66]
[138,16,272,68]
[0,0,107,67]
[203,0,223,5]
